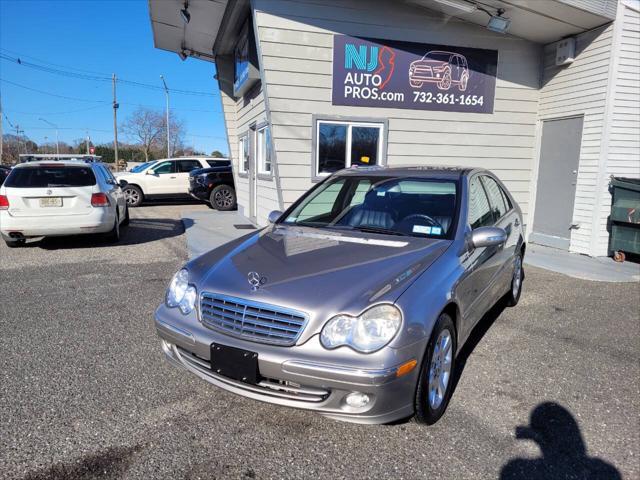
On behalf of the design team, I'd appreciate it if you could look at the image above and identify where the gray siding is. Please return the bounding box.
[602,2,640,254]
[536,24,614,255]
[559,0,618,19]
[253,0,542,223]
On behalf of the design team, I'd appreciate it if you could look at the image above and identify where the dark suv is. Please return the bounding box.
[188,159,236,211]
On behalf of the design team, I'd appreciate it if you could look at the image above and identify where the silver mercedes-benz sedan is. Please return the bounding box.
[155,166,525,425]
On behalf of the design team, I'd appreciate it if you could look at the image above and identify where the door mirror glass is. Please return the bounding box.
[118,179,128,188]
[471,227,507,248]
[268,210,283,224]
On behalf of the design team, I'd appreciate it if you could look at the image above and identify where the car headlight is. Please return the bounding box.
[320,304,402,353]
[166,268,197,315]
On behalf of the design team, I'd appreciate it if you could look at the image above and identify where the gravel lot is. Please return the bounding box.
[1,203,638,479]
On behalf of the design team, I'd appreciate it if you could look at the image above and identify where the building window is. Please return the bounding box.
[315,119,384,178]
[238,136,249,174]
[257,126,272,175]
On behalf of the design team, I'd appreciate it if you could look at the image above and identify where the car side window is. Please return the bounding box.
[468,176,494,229]
[153,161,174,174]
[177,160,202,173]
[481,176,508,221]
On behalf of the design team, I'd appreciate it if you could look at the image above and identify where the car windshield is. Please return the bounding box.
[130,161,156,173]
[281,175,459,239]
[422,51,452,62]
[4,165,97,188]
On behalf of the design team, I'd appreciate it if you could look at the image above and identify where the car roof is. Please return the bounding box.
[334,165,476,180]
[13,160,98,168]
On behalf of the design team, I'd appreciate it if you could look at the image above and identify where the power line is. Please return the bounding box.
[0,52,219,97]
[1,79,222,113]
[0,78,109,103]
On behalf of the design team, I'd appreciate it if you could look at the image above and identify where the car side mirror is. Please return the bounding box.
[146,169,156,175]
[118,179,128,188]
[471,227,507,248]
[268,210,283,224]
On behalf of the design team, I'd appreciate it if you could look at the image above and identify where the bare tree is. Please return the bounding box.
[157,112,187,158]
[121,107,164,161]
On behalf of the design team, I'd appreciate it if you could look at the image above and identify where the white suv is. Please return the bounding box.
[0,161,128,247]
[116,157,215,207]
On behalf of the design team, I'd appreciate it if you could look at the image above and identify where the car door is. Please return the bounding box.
[176,159,203,194]
[145,160,176,195]
[100,165,126,219]
[480,175,521,302]
[457,175,501,339]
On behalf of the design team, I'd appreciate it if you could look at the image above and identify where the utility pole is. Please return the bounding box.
[112,74,120,171]
[39,118,59,156]
[15,125,25,154]
[44,136,48,154]
[160,75,170,158]
[86,129,90,155]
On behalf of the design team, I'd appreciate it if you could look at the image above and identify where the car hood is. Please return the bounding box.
[190,225,450,344]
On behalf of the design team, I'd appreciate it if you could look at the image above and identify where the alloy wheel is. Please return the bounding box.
[124,188,139,206]
[428,329,453,409]
[214,188,234,208]
[512,255,523,298]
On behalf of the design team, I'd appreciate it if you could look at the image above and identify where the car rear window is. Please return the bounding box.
[4,166,97,188]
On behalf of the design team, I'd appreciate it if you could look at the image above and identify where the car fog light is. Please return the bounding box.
[345,392,371,408]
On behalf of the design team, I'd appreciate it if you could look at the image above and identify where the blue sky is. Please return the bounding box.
[0,0,228,155]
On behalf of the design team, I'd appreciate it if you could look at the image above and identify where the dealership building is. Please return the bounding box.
[148,0,639,257]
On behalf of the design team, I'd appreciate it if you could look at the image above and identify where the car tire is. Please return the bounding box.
[459,73,468,92]
[4,237,25,248]
[410,79,423,88]
[123,185,143,208]
[105,214,120,243]
[506,252,524,307]
[121,205,130,226]
[414,312,457,425]
[210,185,236,211]
[437,68,452,90]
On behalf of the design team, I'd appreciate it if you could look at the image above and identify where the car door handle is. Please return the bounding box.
[170,176,177,179]
[514,218,520,227]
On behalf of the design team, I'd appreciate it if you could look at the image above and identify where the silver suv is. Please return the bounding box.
[155,166,525,424]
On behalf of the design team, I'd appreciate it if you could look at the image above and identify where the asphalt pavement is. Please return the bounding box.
[1,203,638,479]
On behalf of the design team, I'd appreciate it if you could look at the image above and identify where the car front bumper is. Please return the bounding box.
[155,305,424,424]
[188,184,209,201]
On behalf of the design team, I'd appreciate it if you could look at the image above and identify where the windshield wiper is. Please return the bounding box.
[349,226,410,237]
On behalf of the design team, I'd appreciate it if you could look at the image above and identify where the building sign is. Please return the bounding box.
[233,18,260,98]
[332,35,498,114]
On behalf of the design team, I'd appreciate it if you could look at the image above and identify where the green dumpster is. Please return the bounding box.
[608,177,640,262]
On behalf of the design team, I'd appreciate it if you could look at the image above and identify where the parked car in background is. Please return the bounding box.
[155,166,525,425]
[116,157,221,207]
[188,159,236,211]
[0,165,11,185]
[0,161,128,247]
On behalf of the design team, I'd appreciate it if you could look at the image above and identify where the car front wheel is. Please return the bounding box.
[123,185,143,207]
[414,312,456,425]
[210,185,236,211]
[506,252,524,307]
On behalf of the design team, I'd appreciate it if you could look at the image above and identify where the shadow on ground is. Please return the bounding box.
[501,402,621,479]
[22,218,184,250]
[21,445,143,480]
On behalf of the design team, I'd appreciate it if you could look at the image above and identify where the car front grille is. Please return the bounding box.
[200,293,308,346]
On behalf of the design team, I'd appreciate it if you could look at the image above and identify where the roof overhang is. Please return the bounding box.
[406,0,617,44]
[148,0,230,62]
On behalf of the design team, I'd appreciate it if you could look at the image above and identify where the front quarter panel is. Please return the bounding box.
[391,246,462,349]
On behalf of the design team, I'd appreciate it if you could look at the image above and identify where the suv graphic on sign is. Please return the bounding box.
[409,51,469,91]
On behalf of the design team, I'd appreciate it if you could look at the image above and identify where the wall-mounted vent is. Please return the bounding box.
[555,38,576,66]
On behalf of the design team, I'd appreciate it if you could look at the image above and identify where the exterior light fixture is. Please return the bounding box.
[178,49,188,61]
[180,2,190,24]
[486,8,510,34]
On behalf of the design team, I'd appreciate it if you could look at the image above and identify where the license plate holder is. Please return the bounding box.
[210,343,259,384]
[39,197,62,208]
